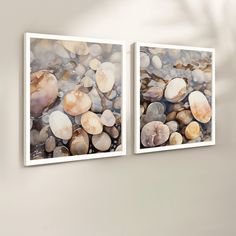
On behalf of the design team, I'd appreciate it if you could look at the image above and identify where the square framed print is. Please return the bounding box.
[24,33,126,166]
[134,42,215,154]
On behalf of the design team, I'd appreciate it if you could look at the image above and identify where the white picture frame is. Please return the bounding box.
[24,33,126,166]
[134,42,215,154]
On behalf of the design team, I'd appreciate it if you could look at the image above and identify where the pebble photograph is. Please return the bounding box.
[136,43,215,152]
[25,34,125,165]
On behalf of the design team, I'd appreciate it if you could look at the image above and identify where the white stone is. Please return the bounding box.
[152,55,162,69]
[164,78,187,103]
[49,111,72,140]
[140,52,150,68]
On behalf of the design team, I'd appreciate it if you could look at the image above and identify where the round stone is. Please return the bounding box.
[169,132,183,145]
[49,111,72,140]
[100,110,116,127]
[141,121,170,147]
[81,111,103,135]
[92,132,111,151]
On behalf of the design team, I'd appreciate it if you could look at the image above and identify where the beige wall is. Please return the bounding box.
[0,0,236,235]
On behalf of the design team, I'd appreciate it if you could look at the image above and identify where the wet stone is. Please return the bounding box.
[140,52,150,68]
[88,87,103,113]
[92,132,111,151]
[49,111,72,140]
[81,111,103,135]
[169,132,183,145]
[104,126,119,139]
[101,110,116,127]
[142,87,163,102]
[45,136,56,153]
[176,110,193,125]
[53,146,70,157]
[141,121,170,147]
[69,128,89,155]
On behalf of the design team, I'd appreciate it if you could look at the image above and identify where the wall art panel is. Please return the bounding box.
[24,33,126,165]
[134,42,215,154]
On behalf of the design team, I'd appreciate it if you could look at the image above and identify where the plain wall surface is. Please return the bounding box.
[0,0,236,235]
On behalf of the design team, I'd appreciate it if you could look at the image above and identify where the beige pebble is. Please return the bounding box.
[81,76,94,87]
[49,111,72,140]
[101,110,116,127]
[45,136,56,153]
[69,128,89,155]
[39,125,50,142]
[148,47,162,54]
[81,111,103,135]
[62,41,89,55]
[53,146,69,157]
[166,111,177,121]
[152,55,162,69]
[185,121,201,140]
[140,52,150,68]
[166,121,178,133]
[164,78,187,103]
[151,48,166,55]
[104,126,119,139]
[115,144,122,151]
[30,70,58,117]
[64,89,91,116]
[92,132,111,151]
[189,91,212,123]
[169,132,183,145]
[89,58,101,70]
[148,79,166,90]
[176,110,193,125]
[96,62,115,93]
[141,121,170,147]
[143,87,163,102]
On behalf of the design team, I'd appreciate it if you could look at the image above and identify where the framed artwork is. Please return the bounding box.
[24,33,126,166]
[134,42,215,154]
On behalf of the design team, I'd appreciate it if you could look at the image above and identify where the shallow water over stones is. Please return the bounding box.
[30,38,123,160]
[140,46,213,149]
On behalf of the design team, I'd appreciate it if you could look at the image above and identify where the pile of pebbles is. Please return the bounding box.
[139,47,213,148]
[30,39,123,160]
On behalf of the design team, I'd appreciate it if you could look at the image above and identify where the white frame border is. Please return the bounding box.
[24,32,127,166]
[134,42,215,154]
